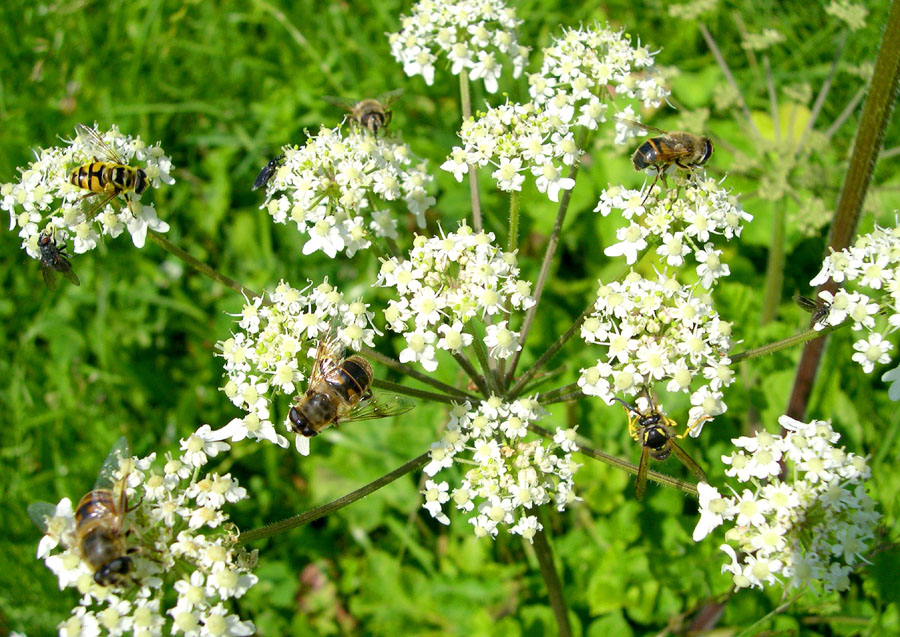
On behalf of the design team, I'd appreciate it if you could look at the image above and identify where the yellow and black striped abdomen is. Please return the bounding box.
[631,139,662,171]
[70,162,148,196]
[325,356,373,407]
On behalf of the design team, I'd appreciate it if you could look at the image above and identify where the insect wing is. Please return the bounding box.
[377,88,405,108]
[307,330,345,388]
[41,263,60,290]
[668,439,708,484]
[322,95,358,111]
[75,123,124,164]
[635,444,650,501]
[619,118,669,136]
[94,437,132,491]
[59,261,81,287]
[27,501,60,534]
[252,154,285,191]
[794,295,819,312]
[342,393,415,423]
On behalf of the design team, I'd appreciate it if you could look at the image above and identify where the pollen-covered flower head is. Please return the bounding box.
[31,440,257,635]
[596,175,752,282]
[808,221,900,373]
[257,125,435,258]
[388,0,529,92]
[421,398,579,542]
[377,223,534,371]
[441,100,579,203]
[529,23,669,131]
[216,279,378,455]
[694,415,879,593]
[2,124,174,262]
[578,270,734,435]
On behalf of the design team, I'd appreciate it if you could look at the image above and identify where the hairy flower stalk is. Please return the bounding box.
[694,415,879,593]
[255,125,434,258]
[34,440,257,636]
[2,124,174,262]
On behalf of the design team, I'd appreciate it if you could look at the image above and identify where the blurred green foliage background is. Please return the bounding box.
[1,0,899,634]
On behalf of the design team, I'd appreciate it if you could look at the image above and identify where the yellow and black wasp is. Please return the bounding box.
[70,124,148,220]
[615,394,708,500]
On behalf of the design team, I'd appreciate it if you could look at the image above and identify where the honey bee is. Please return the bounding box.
[615,395,708,500]
[629,121,713,204]
[794,294,831,326]
[28,437,135,587]
[70,123,148,220]
[37,231,80,290]
[322,89,404,135]
[289,335,414,440]
[252,153,285,191]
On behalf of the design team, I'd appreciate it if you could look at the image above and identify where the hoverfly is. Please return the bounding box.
[70,123,148,220]
[322,89,404,135]
[614,395,708,500]
[28,437,136,587]
[627,120,713,205]
[794,294,831,327]
[288,333,414,449]
[251,153,285,191]
[37,231,80,290]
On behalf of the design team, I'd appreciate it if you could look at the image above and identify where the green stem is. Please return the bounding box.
[361,347,476,401]
[508,300,593,398]
[532,514,572,637]
[371,378,460,405]
[451,351,490,397]
[467,321,500,396]
[787,0,900,419]
[528,424,700,497]
[505,128,590,385]
[459,69,482,232]
[698,22,760,138]
[731,323,843,363]
[759,201,785,325]
[147,231,262,301]
[735,587,807,637]
[508,191,520,254]
[237,451,429,544]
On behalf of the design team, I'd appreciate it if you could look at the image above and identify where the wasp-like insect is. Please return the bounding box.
[322,89,404,135]
[29,437,136,587]
[252,153,286,191]
[70,123,148,220]
[288,334,414,443]
[615,395,708,500]
[794,294,831,327]
[37,231,80,290]
[628,120,713,205]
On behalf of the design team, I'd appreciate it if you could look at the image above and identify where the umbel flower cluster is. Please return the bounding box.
[578,270,734,436]
[377,223,535,368]
[528,23,669,120]
[808,221,900,373]
[2,124,174,257]
[694,415,879,593]
[422,397,579,542]
[389,0,529,92]
[256,125,435,258]
[595,174,752,279]
[217,279,378,455]
[34,438,257,636]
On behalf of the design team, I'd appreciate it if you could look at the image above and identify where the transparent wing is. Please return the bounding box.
[619,118,668,136]
[94,437,131,491]
[322,95,358,111]
[307,328,345,389]
[41,264,59,290]
[669,440,708,484]
[252,154,285,191]
[27,501,59,534]
[635,444,650,501]
[59,262,81,287]
[75,123,123,164]
[377,88,405,107]
[342,393,415,423]
[793,294,820,313]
